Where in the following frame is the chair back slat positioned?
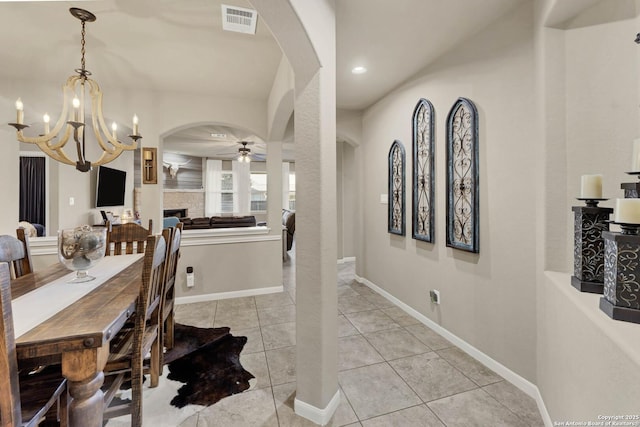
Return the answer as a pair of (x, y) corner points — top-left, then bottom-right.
(15, 229), (33, 279)
(106, 220), (153, 257)
(163, 223), (182, 305)
(0, 262), (23, 426)
(139, 235), (167, 331)
(0, 229), (34, 279)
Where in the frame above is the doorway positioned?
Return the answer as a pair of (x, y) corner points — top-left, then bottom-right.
(19, 153), (48, 236)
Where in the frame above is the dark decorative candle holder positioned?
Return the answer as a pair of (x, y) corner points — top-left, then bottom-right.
(571, 199), (612, 294)
(621, 172), (640, 198)
(599, 223), (640, 324)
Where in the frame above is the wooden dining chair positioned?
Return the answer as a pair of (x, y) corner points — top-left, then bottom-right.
(105, 220), (153, 256)
(159, 223), (183, 370)
(0, 262), (68, 427)
(102, 234), (167, 427)
(0, 228), (33, 279)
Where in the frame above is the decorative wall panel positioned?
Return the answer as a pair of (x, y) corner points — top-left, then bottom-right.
(388, 140), (406, 236)
(412, 98), (435, 242)
(446, 98), (479, 253)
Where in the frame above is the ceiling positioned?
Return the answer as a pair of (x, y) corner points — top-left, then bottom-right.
(0, 0), (527, 160)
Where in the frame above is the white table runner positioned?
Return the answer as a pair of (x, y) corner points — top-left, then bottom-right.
(13, 254), (144, 339)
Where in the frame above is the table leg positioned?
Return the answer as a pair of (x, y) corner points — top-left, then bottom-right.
(62, 346), (109, 427)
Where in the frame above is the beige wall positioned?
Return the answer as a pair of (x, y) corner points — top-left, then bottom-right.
(358, 3), (538, 382)
(175, 235), (282, 298)
(564, 13), (638, 244)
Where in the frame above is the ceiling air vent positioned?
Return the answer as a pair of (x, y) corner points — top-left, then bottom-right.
(221, 4), (257, 35)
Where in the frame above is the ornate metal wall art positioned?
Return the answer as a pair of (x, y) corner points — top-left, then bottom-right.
(446, 98), (479, 253)
(412, 99), (435, 242)
(571, 204), (613, 293)
(388, 140), (406, 236)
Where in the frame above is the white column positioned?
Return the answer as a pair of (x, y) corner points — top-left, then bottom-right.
(232, 160), (251, 215)
(267, 141), (284, 236)
(292, 0), (339, 422)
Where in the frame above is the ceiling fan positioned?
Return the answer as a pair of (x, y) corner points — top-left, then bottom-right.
(219, 141), (266, 162)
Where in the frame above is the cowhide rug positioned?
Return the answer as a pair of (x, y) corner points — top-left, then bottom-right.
(164, 323), (254, 408)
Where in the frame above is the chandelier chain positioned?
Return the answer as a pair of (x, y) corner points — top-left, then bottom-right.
(80, 20), (86, 73)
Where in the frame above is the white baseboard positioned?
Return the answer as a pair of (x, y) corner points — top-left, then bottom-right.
(175, 285), (284, 305)
(337, 256), (356, 265)
(354, 274), (552, 427)
(294, 389), (341, 426)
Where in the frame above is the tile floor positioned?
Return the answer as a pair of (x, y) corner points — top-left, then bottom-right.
(108, 249), (545, 426)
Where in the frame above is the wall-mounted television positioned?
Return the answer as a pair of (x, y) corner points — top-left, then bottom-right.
(96, 166), (126, 207)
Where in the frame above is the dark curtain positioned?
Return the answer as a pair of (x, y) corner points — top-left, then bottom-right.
(19, 156), (46, 228)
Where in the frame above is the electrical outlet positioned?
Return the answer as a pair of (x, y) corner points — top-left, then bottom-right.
(430, 289), (440, 305)
(186, 266), (195, 288)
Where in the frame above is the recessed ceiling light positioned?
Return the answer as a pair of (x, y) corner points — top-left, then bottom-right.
(351, 66), (367, 74)
(211, 133), (227, 138)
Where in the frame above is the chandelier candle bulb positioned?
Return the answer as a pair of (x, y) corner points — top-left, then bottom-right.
(132, 114), (139, 135)
(43, 113), (50, 134)
(111, 122), (117, 139)
(615, 198), (640, 224)
(72, 97), (80, 122)
(580, 174), (603, 199)
(15, 98), (23, 124)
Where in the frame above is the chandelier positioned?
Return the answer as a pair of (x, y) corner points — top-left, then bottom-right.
(8, 8), (141, 172)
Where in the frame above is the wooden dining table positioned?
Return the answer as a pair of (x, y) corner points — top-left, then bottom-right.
(11, 255), (144, 427)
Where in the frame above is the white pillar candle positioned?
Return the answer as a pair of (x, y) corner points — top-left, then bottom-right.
(580, 174), (602, 199)
(72, 97), (80, 122)
(15, 98), (23, 124)
(632, 139), (640, 172)
(132, 114), (139, 136)
(43, 113), (50, 134)
(615, 198), (640, 224)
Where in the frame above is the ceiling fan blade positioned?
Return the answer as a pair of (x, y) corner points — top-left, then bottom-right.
(251, 153), (266, 161)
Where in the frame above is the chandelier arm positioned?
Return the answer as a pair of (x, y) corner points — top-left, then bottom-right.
(86, 79), (138, 151)
(92, 149), (126, 166)
(48, 124), (73, 151)
(47, 148), (76, 165)
(88, 83), (116, 153)
(15, 124), (73, 154)
(15, 129), (75, 165)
